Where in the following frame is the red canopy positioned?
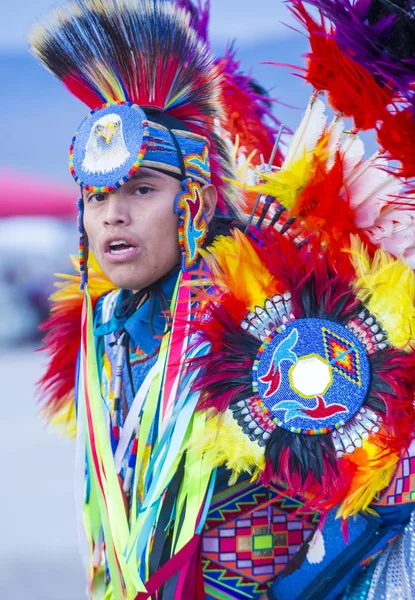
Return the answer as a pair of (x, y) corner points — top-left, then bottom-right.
(0, 168), (77, 218)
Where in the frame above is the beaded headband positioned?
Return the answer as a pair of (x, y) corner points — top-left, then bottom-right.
(70, 102), (211, 192)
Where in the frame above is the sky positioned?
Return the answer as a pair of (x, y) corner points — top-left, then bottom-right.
(1, 0), (298, 51)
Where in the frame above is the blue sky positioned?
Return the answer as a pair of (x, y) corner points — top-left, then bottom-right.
(1, 0), (298, 50)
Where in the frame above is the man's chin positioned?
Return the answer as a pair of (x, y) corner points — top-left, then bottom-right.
(103, 264), (161, 291)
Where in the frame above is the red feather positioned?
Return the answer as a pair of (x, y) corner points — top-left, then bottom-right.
(377, 109), (415, 179)
(38, 255), (116, 427)
(288, 2), (394, 131)
(217, 50), (284, 165)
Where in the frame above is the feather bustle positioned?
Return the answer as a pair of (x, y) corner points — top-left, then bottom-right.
(38, 253), (116, 434)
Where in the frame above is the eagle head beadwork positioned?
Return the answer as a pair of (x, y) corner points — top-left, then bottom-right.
(69, 102), (149, 192)
(82, 113), (130, 175)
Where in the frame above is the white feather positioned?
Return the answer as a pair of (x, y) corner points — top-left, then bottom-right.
(326, 116), (345, 170)
(372, 227), (415, 263)
(340, 134), (365, 179)
(352, 174), (403, 229)
(342, 154), (403, 228)
(283, 96), (327, 167)
(369, 209), (415, 256)
(307, 529), (325, 565)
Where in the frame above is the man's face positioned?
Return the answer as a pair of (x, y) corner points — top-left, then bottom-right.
(83, 168), (183, 290)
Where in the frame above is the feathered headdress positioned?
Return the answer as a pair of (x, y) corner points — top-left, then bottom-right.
(30, 0), (239, 213)
(232, 0), (415, 267)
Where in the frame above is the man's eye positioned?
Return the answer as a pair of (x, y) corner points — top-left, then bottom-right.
(88, 193), (106, 203)
(135, 186), (152, 195)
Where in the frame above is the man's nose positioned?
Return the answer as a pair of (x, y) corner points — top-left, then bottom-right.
(103, 194), (131, 226)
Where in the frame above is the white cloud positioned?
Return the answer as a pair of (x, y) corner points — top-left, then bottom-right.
(0, 0), (296, 51)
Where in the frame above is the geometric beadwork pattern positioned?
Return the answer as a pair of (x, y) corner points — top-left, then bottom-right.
(376, 439), (415, 506)
(203, 481), (319, 599)
(322, 327), (362, 386)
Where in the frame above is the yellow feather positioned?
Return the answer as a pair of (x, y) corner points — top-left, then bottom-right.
(202, 229), (276, 310)
(350, 237), (415, 350)
(225, 135), (333, 211)
(48, 400), (77, 439)
(51, 252), (116, 304)
(44, 252), (117, 437)
(187, 410), (265, 485)
(337, 437), (399, 519)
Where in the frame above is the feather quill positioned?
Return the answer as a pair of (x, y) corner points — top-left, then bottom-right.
(283, 96), (327, 167)
(344, 157), (403, 229)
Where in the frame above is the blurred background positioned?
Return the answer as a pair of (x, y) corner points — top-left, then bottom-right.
(0, 1), (309, 598)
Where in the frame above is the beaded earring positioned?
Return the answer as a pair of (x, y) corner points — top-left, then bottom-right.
(77, 197), (89, 289)
(174, 179), (208, 272)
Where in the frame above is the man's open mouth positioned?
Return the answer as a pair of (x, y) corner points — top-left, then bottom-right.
(108, 240), (137, 255)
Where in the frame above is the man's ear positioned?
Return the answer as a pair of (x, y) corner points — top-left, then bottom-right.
(202, 184), (218, 223)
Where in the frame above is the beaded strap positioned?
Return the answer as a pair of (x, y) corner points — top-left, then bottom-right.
(77, 197), (89, 289)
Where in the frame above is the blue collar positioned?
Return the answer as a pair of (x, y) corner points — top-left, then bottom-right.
(95, 270), (179, 356)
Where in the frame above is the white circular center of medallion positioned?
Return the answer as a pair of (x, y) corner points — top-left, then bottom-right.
(289, 355), (332, 398)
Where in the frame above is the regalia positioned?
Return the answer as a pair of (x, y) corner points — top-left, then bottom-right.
(33, 0), (415, 598)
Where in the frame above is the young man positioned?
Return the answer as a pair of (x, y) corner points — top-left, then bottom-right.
(34, 0), (415, 599)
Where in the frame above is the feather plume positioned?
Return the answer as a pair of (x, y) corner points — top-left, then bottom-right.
(289, 2), (393, 130)
(337, 437), (400, 519)
(201, 229), (278, 311)
(217, 47), (284, 167)
(344, 155), (404, 229)
(284, 97), (327, 167)
(377, 109), (415, 179)
(326, 116), (345, 170)
(38, 253), (116, 434)
(188, 409), (265, 485)
(303, 0), (415, 96)
(350, 236), (415, 350)
(293, 153), (359, 249)
(231, 132), (333, 212)
(29, 0), (237, 213)
(341, 134), (365, 179)
(175, 0), (210, 41)
(369, 202), (415, 266)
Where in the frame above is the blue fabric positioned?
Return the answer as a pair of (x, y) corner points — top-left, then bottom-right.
(269, 503), (415, 600)
(143, 122), (211, 184)
(94, 270), (179, 356)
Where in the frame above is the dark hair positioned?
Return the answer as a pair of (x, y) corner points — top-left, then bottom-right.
(204, 213), (244, 247)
